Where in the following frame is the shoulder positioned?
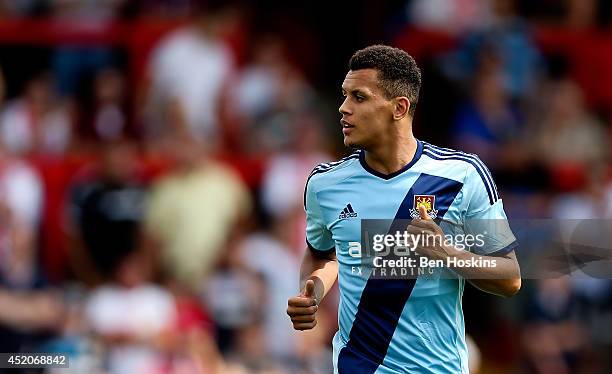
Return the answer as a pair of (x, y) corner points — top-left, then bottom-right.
(305, 151), (361, 191)
(420, 141), (499, 204)
(421, 142), (480, 169)
(155, 27), (196, 51)
(4, 160), (40, 184)
(421, 141), (491, 179)
(303, 151), (361, 208)
(205, 161), (245, 185)
(150, 28), (201, 67)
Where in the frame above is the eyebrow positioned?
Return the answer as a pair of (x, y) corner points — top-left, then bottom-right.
(342, 88), (369, 96)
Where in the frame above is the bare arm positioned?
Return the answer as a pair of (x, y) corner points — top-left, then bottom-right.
(440, 248), (520, 297)
(287, 247), (338, 330)
(299, 248), (339, 304)
(0, 289), (65, 330)
(408, 206), (521, 298)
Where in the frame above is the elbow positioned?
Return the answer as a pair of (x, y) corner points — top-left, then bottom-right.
(502, 277), (521, 297)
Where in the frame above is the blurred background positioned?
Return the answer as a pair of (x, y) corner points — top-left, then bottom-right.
(0, 0), (611, 373)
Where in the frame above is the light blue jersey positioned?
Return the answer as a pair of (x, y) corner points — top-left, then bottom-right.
(304, 140), (516, 374)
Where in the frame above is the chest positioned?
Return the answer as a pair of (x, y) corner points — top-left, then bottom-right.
(317, 173), (465, 245)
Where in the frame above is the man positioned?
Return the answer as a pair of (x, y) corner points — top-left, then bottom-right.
(142, 1), (237, 148)
(144, 131), (251, 287)
(67, 140), (146, 285)
(286, 45), (521, 374)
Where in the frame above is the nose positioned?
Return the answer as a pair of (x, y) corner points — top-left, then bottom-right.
(339, 97), (351, 116)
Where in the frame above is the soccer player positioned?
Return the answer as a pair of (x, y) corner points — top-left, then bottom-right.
(286, 45), (521, 373)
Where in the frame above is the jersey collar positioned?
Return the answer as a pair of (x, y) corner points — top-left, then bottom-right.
(359, 139), (423, 180)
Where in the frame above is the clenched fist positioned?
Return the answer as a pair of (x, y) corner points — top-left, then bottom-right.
(287, 279), (318, 330)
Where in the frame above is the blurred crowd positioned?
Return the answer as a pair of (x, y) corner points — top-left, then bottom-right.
(1, 0), (612, 373)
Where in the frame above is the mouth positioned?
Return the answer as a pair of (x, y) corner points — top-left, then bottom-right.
(341, 120), (354, 136)
(341, 120), (355, 132)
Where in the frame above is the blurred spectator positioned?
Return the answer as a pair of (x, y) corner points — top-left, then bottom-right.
(50, 0), (125, 97)
(261, 115), (330, 221)
(65, 140), (146, 285)
(84, 250), (180, 374)
(451, 48), (523, 167)
(289, 308), (334, 374)
(0, 289), (65, 355)
(522, 277), (588, 373)
(0, 72), (73, 156)
(188, 328), (251, 374)
(0, 142), (43, 289)
(52, 48), (117, 100)
(141, 2), (239, 148)
(88, 68), (129, 142)
(226, 35), (317, 153)
(0, 141), (64, 359)
(255, 109), (331, 257)
(201, 242), (266, 355)
(532, 79), (606, 168)
(40, 284), (108, 373)
(547, 161), (612, 346)
(227, 323), (289, 373)
(440, 0), (543, 99)
(144, 132), (251, 287)
(549, 164), (608, 220)
(407, 0), (493, 34)
(237, 231), (300, 359)
(202, 237), (291, 373)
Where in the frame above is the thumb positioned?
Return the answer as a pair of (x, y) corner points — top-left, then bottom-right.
(419, 205), (432, 220)
(302, 279), (316, 298)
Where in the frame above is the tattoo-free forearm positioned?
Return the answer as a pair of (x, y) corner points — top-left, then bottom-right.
(443, 248), (521, 297)
(299, 249), (339, 304)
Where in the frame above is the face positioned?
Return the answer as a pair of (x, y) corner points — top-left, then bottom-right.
(339, 69), (395, 149)
(101, 142), (136, 182)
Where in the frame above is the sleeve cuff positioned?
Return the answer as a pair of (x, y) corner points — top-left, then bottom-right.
(306, 239), (335, 255)
(487, 240), (518, 257)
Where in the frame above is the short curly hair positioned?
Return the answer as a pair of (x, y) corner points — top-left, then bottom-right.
(349, 45), (422, 117)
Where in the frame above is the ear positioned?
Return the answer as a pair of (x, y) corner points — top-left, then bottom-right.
(392, 97), (410, 121)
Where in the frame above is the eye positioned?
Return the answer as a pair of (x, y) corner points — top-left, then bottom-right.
(354, 94), (365, 103)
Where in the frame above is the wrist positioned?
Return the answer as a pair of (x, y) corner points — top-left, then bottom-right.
(441, 243), (463, 259)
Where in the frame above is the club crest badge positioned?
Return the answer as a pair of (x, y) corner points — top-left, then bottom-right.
(409, 195), (438, 219)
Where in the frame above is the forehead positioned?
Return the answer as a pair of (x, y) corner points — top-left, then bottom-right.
(341, 69), (380, 92)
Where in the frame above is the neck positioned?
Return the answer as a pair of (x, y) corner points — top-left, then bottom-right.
(364, 133), (418, 175)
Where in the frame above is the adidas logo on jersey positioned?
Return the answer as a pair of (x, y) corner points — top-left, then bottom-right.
(339, 203), (358, 219)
